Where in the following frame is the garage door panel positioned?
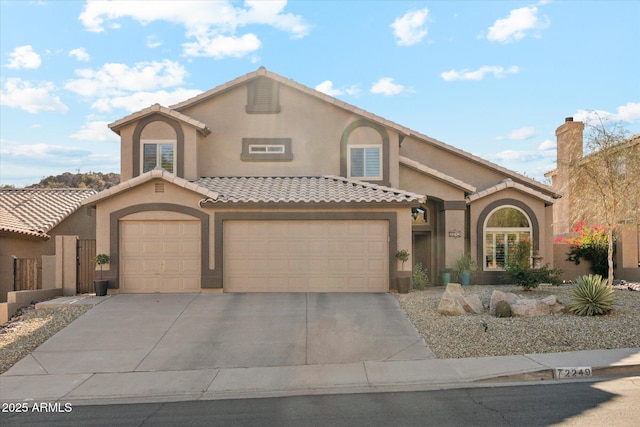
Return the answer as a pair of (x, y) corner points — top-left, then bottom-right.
(120, 219), (201, 293)
(224, 220), (388, 292)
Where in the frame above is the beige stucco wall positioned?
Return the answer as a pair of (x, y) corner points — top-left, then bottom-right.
(399, 166), (465, 201)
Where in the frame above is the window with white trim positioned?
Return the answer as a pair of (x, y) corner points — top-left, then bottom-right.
(483, 206), (531, 270)
(142, 140), (176, 173)
(248, 144), (285, 154)
(348, 145), (382, 180)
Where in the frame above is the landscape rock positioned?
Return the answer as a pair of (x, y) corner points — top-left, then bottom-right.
(510, 299), (551, 317)
(495, 300), (512, 318)
(490, 290), (519, 316)
(437, 283), (484, 315)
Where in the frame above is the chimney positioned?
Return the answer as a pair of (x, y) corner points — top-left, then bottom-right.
(554, 117), (585, 236)
(556, 117), (584, 166)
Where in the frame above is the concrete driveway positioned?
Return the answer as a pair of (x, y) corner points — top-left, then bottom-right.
(9, 293), (433, 376)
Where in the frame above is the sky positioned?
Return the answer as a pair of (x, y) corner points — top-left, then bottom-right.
(1, 0), (639, 187)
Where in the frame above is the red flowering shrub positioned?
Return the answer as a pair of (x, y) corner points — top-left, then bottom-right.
(557, 221), (611, 277)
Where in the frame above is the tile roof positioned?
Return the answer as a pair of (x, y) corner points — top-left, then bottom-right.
(0, 188), (97, 239)
(108, 103), (211, 135)
(466, 179), (557, 206)
(196, 176), (426, 205)
(82, 169), (219, 206)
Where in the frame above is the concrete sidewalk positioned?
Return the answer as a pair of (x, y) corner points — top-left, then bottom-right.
(1, 295), (638, 406)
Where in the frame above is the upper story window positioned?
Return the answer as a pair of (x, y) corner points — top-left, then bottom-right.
(246, 77), (280, 114)
(142, 140), (176, 173)
(348, 145), (382, 180)
(241, 138), (293, 162)
(483, 206), (531, 271)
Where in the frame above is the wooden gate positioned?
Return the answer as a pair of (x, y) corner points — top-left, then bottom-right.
(77, 239), (96, 293)
(14, 258), (39, 291)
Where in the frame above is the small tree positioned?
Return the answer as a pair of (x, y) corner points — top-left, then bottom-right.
(95, 253), (110, 280)
(395, 249), (409, 269)
(567, 117), (640, 285)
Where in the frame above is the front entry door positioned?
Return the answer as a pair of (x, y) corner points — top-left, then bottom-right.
(413, 231), (432, 283)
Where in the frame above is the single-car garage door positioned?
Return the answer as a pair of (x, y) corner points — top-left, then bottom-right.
(120, 219), (201, 293)
(223, 220), (389, 292)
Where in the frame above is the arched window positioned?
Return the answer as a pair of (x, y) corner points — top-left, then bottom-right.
(483, 206), (532, 270)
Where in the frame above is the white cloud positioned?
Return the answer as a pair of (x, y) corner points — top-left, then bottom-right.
(5, 45), (42, 69)
(440, 65), (520, 81)
(391, 8), (429, 46)
(315, 80), (360, 97)
(146, 35), (162, 48)
(70, 120), (119, 141)
(538, 139), (556, 151)
(78, 0), (309, 59)
(91, 88), (203, 112)
(574, 102), (640, 124)
(65, 60), (188, 97)
(497, 126), (535, 140)
(486, 6), (550, 44)
(370, 77), (408, 96)
(182, 33), (261, 59)
(0, 78), (68, 113)
(69, 48), (90, 62)
(1, 143), (91, 161)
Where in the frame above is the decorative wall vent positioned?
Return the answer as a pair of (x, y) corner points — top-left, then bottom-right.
(154, 182), (165, 193)
(246, 77), (280, 114)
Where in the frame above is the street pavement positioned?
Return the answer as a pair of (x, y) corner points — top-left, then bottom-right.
(1, 293), (638, 406)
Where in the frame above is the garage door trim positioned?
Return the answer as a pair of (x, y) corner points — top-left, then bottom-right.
(109, 203), (214, 289)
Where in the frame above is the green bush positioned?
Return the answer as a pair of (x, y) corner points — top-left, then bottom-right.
(412, 262), (429, 290)
(504, 264), (562, 290)
(504, 240), (562, 290)
(560, 222), (612, 278)
(567, 274), (614, 316)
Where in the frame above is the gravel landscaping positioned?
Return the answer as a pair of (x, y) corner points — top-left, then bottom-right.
(396, 284), (640, 359)
(0, 304), (90, 374)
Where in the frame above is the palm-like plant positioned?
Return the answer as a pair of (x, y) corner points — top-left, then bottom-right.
(567, 274), (615, 316)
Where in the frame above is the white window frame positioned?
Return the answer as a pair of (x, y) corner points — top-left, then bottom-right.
(141, 140), (176, 174)
(248, 144), (285, 154)
(347, 144), (382, 180)
(483, 205), (532, 271)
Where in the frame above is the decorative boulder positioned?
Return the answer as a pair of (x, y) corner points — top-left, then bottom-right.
(437, 283), (484, 316)
(490, 291), (519, 316)
(541, 295), (566, 314)
(495, 300), (512, 318)
(510, 299), (551, 317)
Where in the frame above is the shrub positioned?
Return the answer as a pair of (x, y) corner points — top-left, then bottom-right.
(504, 240), (562, 290)
(412, 262), (429, 290)
(567, 274), (614, 316)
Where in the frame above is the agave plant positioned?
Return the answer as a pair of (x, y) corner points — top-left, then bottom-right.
(566, 274), (615, 316)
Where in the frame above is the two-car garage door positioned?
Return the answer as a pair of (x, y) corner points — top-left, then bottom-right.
(223, 220), (389, 292)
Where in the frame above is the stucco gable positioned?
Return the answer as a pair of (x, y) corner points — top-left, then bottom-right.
(108, 103), (211, 136)
(399, 156), (476, 193)
(466, 179), (556, 206)
(82, 169), (219, 206)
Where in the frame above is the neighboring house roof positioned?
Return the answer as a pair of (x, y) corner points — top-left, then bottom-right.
(82, 169), (220, 206)
(168, 66), (557, 198)
(196, 176), (426, 205)
(108, 103), (211, 135)
(0, 188), (97, 239)
(399, 156), (477, 193)
(466, 179), (556, 206)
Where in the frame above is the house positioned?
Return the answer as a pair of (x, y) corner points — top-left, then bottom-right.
(83, 67), (560, 293)
(0, 188), (97, 301)
(547, 118), (640, 281)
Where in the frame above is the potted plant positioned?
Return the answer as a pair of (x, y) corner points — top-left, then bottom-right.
(455, 253), (478, 286)
(395, 249), (411, 293)
(441, 266), (453, 286)
(94, 253), (110, 296)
